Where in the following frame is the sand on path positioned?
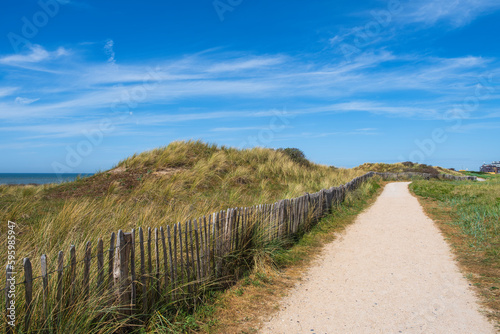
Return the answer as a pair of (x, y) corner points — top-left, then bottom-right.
(261, 182), (496, 334)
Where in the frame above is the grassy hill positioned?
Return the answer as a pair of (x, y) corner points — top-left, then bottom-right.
(354, 161), (463, 176)
(1, 141), (367, 266)
(1, 141), (473, 332)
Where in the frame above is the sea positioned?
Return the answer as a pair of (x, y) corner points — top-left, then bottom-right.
(0, 173), (93, 185)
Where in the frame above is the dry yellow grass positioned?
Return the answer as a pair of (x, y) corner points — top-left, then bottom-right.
(0, 141), (365, 281)
(355, 161), (463, 176)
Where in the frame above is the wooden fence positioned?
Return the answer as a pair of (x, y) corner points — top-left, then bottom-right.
(374, 172), (477, 181)
(2, 171), (475, 332)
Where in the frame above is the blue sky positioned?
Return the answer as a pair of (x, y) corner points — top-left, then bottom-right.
(1, 0), (499, 173)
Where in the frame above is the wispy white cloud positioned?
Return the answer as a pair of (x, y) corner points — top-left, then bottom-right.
(15, 97), (40, 105)
(328, 0), (500, 62)
(0, 45), (69, 65)
(104, 39), (116, 64)
(210, 125), (293, 132)
(0, 43), (498, 129)
(0, 87), (18, 98)
(206, 56), (286, 73)
(276, 128), (380, 140)
(401, 0), (500, 27)
(327, 101), (439, 118)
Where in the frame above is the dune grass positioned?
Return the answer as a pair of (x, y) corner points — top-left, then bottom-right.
(410, 176), (500, 325)
(0, 140), (369, 333)
(141, 179), (383, 333)
(0, 141), (365, 262)
(355, 161), (462, 176)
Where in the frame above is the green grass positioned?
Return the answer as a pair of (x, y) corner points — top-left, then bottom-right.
(462, 171), (499, 179)
(355, 161), (462, 176)
(0, 140), (372, 333)
(188, 179), (383, 334)
(410, 178), (500, 251)
(0, 141), (367, 270)
(410, 176), (500, 324)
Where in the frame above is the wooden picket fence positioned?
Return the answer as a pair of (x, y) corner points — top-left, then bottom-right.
(2, 171), (476, 332)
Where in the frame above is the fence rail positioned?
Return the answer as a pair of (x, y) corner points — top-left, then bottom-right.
(2, 171), (475, 331)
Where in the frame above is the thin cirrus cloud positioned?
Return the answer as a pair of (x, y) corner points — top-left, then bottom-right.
(0, 44), (69, 65)
(329, 0), (500, 50)
(0, 44), (498, 128)
(104, 39), (116, 64)
(0, 87), (18, 98)
(15, 97), (40, 105)
(400, 0), (500, 27)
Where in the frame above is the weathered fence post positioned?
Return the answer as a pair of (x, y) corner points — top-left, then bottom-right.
(56, 250), (64, 322)
(130, 229), (136, 311)
(113, 230), (132, 315)
(69, 245), (76, 307)
(154, 228), (160, 301)
(24, 258), (33, 332)
(160, 227), (169, 299)
(108, 233), (116, 291)
(41, 254), (49, 327)
(147, 228), (153, 305)
(97, 239), (104, 292)
(83, 241), (91, 300)
(138, 227), (147, 313)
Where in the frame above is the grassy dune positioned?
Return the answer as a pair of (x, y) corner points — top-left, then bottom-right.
(1, 140), (468, 332)
(355, 161), (462, 176)
(0, 141), (377, 333)
(0, 141), (366, 283)
(410, 176), (500, 325)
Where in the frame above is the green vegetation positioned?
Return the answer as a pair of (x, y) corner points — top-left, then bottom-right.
(276, 148), (311, 167)
(355, 161), (462, 176)
(462, 171), (498, 179)
(410, 176), (500, 324)
(0, 140), (371, 333)
(0, 141), (366, 262)
(176, 179), (382, 333)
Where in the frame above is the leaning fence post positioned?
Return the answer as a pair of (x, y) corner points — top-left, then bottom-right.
(24, 258), (33, 332)
(154, 228), (160, 301)
(69, 245), (76, 307)
(147, 227), (153, 306)
(108, 233), (116, 292)
(56, 251), (64, 321)
(166, 225), (175, 300)
(83, 241), (91, 300)
(130, 229), (136, 311)
(194, 220), (202, 283)
(160, 227), (169, 298)
(113, 230), (132, 314)
(139, 227), (147, 313)
(97, 239), (104, 291)
(41, 254), (49, 327)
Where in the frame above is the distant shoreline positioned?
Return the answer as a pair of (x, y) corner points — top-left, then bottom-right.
(3, 183), (41, 186)
(0, 173), (93, 186)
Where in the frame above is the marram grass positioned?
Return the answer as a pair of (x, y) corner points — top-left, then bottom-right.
(0, 141), (370, 333)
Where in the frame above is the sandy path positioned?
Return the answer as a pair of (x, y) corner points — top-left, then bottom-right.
(261, 182), (496, 334)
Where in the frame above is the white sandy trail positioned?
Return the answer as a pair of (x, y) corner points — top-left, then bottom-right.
(261, 182), (496, 334)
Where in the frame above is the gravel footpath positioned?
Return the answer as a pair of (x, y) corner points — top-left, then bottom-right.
(260, 182), (496, 334)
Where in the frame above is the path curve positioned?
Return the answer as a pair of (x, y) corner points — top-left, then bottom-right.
(261, 182), (496, 334)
